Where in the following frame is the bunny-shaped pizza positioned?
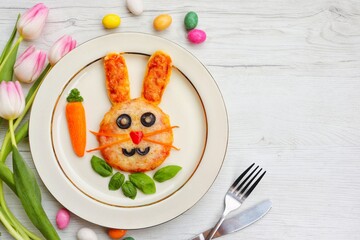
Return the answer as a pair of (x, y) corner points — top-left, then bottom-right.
(89, 51), (178, 172)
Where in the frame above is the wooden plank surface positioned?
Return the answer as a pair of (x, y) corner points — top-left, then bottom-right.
(1, 0), (360, 239)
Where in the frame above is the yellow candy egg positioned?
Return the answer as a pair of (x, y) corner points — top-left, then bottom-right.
(153, 14), (172, 31)
(102, 14), (121, 29)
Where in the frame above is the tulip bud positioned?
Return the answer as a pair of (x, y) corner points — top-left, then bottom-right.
(17, 3), (49, 40)
(14, 46), (47, 84)
(0, 81), (25, 120)
(48, 35), (77, 65)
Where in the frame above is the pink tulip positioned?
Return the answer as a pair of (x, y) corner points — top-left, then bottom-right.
(48, 35), (77, 65)
(0, 81), (25, 120)
(17, 3), (49, 40)
(14, 46), (47, 84)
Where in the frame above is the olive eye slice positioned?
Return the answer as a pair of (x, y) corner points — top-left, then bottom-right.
(122, 148), (136, 157)
(136, 147), (150, 156)
(116, 114), (131, 129)
(141, 112), (156, 127)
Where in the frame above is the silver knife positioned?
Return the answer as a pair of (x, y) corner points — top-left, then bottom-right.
(190, 199), (272, 240)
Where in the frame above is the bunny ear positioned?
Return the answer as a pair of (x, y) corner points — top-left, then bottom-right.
(142, 51), (172, 105)
(104, 53), (130, 104)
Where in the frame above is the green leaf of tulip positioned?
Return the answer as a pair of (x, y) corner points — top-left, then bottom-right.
(13, 147), (60, 239)
(0, 14), (19, 64)
(0, 43), (19, 81)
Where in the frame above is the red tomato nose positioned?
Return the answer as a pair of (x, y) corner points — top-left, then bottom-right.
(130, 131), (144, 144)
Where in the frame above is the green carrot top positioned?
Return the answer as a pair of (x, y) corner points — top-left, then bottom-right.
(66, 88), (83, 102)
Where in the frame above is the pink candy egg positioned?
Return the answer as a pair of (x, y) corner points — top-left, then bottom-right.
(56, 208), (70, 230)
(188, 29), (206, 44)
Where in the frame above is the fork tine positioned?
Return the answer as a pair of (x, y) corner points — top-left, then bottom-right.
(242, 170), (266, 199)
(232, 165), (259, 194)
(237, 168), (262, 195)
(229, 163), (255, 193)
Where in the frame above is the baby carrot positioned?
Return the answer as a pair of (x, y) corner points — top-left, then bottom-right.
(108, 229), (127, 239)
(66, 88), (86, 157)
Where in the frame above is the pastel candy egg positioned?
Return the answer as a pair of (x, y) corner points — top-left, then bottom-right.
(126, 0), (144, 15)
(102, 14), (121, 29)
(188, 29), (207, 44)
(77, 228), (98, 240)
(184, 11), (198, 30)
(56, 208), (70, 230)
(153, 14), (172, 31)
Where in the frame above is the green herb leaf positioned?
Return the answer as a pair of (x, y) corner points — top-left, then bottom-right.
(129, 173), (156, 194)
(122, 181), (137, 199)
(153, 165), (182, 183)
(91, 156), (112, 177)
(66, 88), (84, 102)
(13, 147), (60, 239)
(108, 172), (125, 191)
(123, 237), (135, 240)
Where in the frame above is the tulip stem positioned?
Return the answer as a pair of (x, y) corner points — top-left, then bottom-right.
(0, 208), (23, 240)
(0, 182), (30, 240)
(9, 120), (16, 148)
(0, 36), (23, 75)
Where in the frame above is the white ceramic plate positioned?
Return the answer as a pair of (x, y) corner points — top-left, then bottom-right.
(29, 33), (228, 229)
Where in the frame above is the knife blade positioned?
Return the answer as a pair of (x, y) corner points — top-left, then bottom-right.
(189, 199), (272, 240)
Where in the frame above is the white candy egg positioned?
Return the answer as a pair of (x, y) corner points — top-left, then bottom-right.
(77, 228), (98, 240)
(126, 0), (144, 16)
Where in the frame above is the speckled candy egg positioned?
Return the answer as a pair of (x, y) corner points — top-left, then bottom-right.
(184, 11), (198, 30)
(188, 29), (207, 44)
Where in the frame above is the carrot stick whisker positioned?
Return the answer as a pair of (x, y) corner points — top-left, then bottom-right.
(90, 130), (128, 138)
(87, 137), (130, 152)
(144, 126), (179, 138)
(142, 137), (180, 150)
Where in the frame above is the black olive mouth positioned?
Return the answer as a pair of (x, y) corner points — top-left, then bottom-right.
(122, 147), (150, 157)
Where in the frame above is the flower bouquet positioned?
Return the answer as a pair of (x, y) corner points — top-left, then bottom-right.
(0, 3), (76, 239)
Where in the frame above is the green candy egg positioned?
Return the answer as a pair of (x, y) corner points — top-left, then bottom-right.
(184, 11), (198, 30)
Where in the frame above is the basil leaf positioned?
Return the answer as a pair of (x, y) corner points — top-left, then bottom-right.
(122, 181), (137, 199)
(153, 165), (182, 183)
(108, 172), (125, 190)
(91, 156), (112, 177)
(129, 173), (156, 194)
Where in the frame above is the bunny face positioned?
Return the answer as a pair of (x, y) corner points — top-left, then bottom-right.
(95, 51), (176, 172)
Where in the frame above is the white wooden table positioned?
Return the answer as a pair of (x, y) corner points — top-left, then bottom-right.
(1, 0), (360, 239)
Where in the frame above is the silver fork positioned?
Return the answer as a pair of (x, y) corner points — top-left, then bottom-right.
(205, 163), (266, 240)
